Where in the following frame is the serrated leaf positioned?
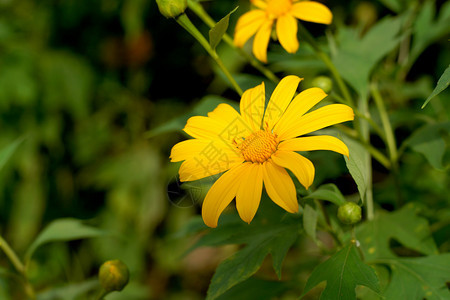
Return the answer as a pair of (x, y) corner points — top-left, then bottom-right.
(411, 1), (450, 66)
(381, 254), (450, 300)
(356, 204), (438, 261)
(404, 122), (450, 169)
(145, 95), (239, 138)
(216, 277), (288, 300)
(206, 221), (298, 300)
(303, 204), (318, 242)
(302, 243), (381, 300)
(422, 64), (450, 108)
(25, 218), (105, 263)
(0, 137), (24, 172)
(333, 16), (405, 96)
(209, 7), (238, 51)
(305, 183), (346, 206)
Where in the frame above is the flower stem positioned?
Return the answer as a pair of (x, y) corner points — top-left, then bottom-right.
(370, 83), (398, 165)
(176, 13), (244, 95)
(187, 0), (280, 83)
(297, 23), (354, 107)
(0, 235), (36, 299)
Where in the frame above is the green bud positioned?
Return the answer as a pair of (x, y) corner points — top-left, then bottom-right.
(156, 0), (187, 19)
(311, 76), (333, 93)
(99, 260), (129, 292)
(337, 202), (362, 225)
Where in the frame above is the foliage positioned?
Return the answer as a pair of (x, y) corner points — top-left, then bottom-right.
(0, 0), (448, 299)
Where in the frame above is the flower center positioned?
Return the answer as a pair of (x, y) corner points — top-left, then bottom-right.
(266, 0), (292, 18)
(239, 130), (278, 163)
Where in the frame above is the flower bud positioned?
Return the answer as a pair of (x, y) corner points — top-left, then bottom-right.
(337, 202), (362, 225)
(156, 0), (187, 19)
(311, 76), (333, 93)
(99, 260), (129, 292)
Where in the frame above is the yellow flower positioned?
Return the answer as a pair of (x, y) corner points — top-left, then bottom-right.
(234, 0), (332, 62)
(170, 76), (353, 227)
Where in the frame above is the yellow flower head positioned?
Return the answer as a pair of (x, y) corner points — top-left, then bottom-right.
(170, 76), (353, 227)
(234, 0), (332, 62)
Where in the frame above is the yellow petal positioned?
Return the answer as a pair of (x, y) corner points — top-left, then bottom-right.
(185, 105), (251, 142)
(253, 20), (273, 63)
(170, 139), (211, 162)
(291, 1), (333, 24)
(236, 163), (263, 224)
(240, 82), (266, 131)
(276, 14), (299, 54)
(274, 87), (327, 135)
(208, 103), (252, 138)
(234, 10), (267, 48)
(279, 135), (349, 157)
(262, 160), (298, 213)
(251, 0), (267, 9)
(277, 104), (354, 141)
(263, 75), (302, 130)
(202, 162), (250, 227)
(178, 141), (244, 181)
(271, 150), (315, 189)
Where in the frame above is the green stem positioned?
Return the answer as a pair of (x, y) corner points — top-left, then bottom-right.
(370, 83), (398, 164)
(176, 13), (243, 95)
(96, 289), (110, 300)
(187, 0), (279, 83)
(297, 23), (354, 107)
(331, 93), (386, 141)
(0, 235), (24, 274)
(0, 235), (36, 299)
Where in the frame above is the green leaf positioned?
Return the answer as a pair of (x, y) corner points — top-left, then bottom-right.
(333, 16), (404, 96)
(381, 254), (450, 300)
(206, 221), (298, 300)
(422, 64), (450, 108)
(356, 204), (438, 261)
(303, 204), (318, 242)
(36, 279), (98, 300)
(145, 95), (239, 138)
(411, 1), (450, 66)
(209, 7), (238, 51)
(404, 122), (450, 169)
(305, 183), (346, 206)
(301, 243), (381, 300)
(216, 277), (288, 300)
(25, 218), (105, 263)
(342, 137), (369, 202)
(0, 137), (24, 172)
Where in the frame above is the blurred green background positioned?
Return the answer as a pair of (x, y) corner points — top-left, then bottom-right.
(0, 0), (448, 299)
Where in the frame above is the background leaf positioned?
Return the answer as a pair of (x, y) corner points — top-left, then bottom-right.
(206, 220), (299, 299)
(301, 243), (380, 300)
(422, 64), (450, 108)
(381, 254), (450, 300)
(303, 204), (318, 242)
(342, 137), (369, 202)
(403, 122), (450, 170)
(333, 16), (404, 96)
(305, 183), (347, 206)
(0, 137), (24, 172)
(209, 7), (238, 51)
(356, 204), (438, 261)
(25, 218), (105, 263)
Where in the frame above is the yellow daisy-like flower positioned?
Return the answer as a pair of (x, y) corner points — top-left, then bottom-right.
(234, 0), (332, 62)
(170, 76), (353, 227)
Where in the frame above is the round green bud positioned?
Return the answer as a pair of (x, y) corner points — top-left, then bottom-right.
(99, 260), (129, 292)
(311, 76), (333, 93)
(337, 202), (362, 225)
(156, 0), (187, 19)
